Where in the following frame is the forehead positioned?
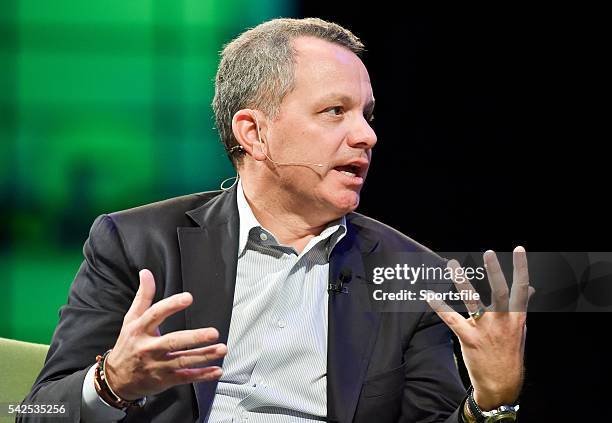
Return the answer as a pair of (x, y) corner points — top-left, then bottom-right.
(289, 36), (373, 105)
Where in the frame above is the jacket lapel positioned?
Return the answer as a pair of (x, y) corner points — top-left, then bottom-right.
(178, 186), (239, 422)
(178, 188), (381, 423)
(327, 217), (381, 423)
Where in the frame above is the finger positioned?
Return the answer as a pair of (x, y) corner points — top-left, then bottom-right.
(447, 259), (485, 314)
(519, 323), (527, 357)
(425, 292), (469, 338)
(483, 250), (510, 312)
(124, 269), (157, 323)
(509, 246), (530, 312)
(141, 291), (193, 334)
(164, 344), (227, 371)
(166, 343), (226, 358)
(173, 366), (223, 383)
(155, 328), (220, 353)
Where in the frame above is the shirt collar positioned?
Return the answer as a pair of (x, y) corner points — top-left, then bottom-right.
(236, 180), (346, 257)
(237, 180), (263, 255)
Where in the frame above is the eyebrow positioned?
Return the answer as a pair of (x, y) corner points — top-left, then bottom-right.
(317, 93), (375, 114)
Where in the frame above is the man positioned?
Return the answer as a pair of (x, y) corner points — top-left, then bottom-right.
(21, 18), (531, 422)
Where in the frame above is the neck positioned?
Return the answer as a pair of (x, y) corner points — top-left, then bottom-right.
(240, 178), (335, 254)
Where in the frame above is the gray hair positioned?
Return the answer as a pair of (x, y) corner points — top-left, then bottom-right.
(212, 17), (365, 168)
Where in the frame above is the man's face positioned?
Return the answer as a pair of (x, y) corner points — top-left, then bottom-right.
(262, 36), (377, 219)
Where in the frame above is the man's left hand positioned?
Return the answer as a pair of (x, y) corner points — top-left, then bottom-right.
(426, 246), (535, 410)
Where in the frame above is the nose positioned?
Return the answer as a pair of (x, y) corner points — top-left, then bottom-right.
(347, 115), (377, 149)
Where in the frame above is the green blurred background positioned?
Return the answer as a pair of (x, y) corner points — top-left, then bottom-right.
(0, 0), (295, 344)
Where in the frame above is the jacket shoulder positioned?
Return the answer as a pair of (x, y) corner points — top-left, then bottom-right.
(347, 212), (437, 255)
(107, 190), (223, 230)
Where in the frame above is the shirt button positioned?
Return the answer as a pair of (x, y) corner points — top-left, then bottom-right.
(259, 232), (268, 241)
(277, 320), (286, 328)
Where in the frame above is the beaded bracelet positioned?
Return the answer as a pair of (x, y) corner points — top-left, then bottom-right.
(94, 349), (146, 410)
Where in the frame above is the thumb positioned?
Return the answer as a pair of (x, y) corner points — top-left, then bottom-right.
(124, 269), (156, 323)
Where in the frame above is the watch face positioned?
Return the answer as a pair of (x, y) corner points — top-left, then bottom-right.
(482, 410), (518, 422)
(469, 393), (519, 423)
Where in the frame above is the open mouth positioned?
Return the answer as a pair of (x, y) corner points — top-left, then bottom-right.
(334, 164), (361, 177)
(331, 159), (368, 186)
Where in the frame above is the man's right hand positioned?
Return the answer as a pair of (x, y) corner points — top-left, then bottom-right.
(104, 269), (227, 401)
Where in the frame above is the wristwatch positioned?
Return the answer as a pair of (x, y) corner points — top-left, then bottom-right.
(463, 387), (519, 423)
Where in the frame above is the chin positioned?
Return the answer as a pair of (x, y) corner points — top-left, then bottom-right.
(333, 191), (360, 214)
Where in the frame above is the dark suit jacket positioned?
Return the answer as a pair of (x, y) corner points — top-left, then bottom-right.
(21, 185), (467, 422)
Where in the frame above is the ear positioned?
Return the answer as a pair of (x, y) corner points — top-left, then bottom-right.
(232, 109), (267, 162)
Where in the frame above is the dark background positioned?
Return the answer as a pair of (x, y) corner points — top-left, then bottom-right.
(2, 2), (608, 419)
(298, 3), (609, 420)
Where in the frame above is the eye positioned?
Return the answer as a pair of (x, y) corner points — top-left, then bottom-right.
(366, 114), (375, 124)
(324, 106), (345, 116)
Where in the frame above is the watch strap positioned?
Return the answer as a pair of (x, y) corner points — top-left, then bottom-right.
(466, 386), (519, 423)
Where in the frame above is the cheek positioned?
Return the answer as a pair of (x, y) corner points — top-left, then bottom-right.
(281, 130), (328, 160)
